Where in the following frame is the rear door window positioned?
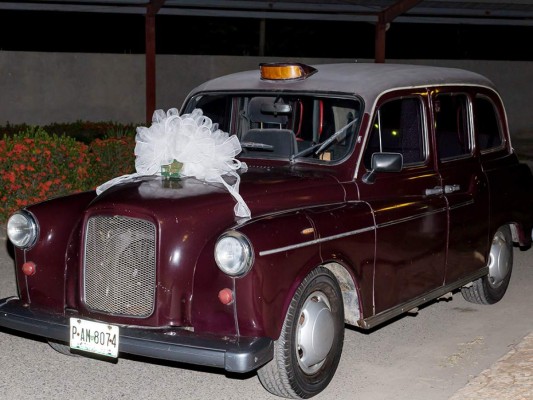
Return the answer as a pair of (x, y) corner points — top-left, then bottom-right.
(434, 93), (472, 161)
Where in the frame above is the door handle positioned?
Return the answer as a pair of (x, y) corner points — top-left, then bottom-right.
(445, 184), (460, 194)
(425, 186), (444, 196)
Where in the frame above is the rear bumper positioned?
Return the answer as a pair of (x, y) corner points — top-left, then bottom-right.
(0, 297), (273, 373)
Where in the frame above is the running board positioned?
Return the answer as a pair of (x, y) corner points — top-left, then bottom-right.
(357, 267), (489, 330)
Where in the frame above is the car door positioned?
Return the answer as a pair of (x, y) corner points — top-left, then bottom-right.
(358, 92), (448, 314)
(431, 89), (490, 283)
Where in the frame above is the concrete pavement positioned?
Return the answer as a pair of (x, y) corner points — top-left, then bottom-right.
(448, 332), (533, 400)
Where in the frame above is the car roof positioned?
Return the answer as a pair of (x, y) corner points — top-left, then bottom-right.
(187, 63), (496, 103)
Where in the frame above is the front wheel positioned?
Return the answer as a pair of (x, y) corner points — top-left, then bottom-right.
(258, 267), (344, 399)
(461, 225), (513, 304)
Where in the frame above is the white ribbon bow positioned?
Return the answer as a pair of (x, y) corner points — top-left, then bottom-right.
(96, 108), (251, 218)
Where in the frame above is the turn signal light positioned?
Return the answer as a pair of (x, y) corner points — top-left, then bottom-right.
(22, 261), (37, 276)
(260, 63), (317, 81)
(218, 288), (234, 305)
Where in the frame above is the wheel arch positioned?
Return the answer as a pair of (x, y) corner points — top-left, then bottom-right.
(509, 221), (533, 248)
(322, 261), (361, 326)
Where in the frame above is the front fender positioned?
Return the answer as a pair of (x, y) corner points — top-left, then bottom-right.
(12, 191), (97, 311)
(234, 201), (376, 339)
(234, 210), (320, 338)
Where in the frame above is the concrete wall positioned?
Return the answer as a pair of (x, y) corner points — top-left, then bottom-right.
(1, 51), (532, 137)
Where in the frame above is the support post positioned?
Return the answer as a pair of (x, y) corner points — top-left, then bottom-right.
(375, 16), (387, 64)
(374, 0), (424, 63)
(145, 0), (166, 124)
(259, 18), (266, 57)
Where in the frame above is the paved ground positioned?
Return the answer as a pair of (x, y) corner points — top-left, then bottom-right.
(449, 332), (533, 400)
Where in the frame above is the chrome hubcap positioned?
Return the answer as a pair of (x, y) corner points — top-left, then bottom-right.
(487, 230), (511, 288)
(296, 291), (335, 374)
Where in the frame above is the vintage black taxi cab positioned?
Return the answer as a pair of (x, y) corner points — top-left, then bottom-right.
(2, 62), (533, 399)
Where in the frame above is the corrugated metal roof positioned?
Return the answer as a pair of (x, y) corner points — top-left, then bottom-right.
(1, 0), (532, 25)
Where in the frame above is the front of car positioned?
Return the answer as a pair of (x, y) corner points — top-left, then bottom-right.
(1, 63), (365, 374)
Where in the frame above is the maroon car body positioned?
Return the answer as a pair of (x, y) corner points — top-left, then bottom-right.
(2, 63), (532, 399)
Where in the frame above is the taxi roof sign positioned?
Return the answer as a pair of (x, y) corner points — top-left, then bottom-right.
(260, 63), (317, 81)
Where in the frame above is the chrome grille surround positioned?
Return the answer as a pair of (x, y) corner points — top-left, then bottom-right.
(84, 215), (156, 317)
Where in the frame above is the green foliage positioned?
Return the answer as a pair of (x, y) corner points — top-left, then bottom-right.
(0, 122), (33, 137)
(0, 120), (137, 144)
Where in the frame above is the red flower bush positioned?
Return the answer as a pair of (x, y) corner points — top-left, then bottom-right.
(0, 128), (136, 223)
(87, 137), (136, 188)
(0, 129), (90, 221)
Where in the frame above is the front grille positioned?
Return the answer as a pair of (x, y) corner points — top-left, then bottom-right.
(84, 215), (156, 317)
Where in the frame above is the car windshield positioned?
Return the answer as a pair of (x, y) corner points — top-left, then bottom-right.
(183, 93), (361, 163)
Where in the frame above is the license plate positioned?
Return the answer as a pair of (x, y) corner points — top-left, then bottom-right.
(70, 318), (119, 358)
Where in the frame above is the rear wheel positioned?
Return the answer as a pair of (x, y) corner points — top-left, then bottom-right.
(258, 267), (344, 399)
(461, 226), (513, 304)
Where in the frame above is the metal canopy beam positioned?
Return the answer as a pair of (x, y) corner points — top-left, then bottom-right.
(1, 1), (533, 25)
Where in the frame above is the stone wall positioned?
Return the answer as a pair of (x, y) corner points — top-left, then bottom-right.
(1, 52), (531, 137)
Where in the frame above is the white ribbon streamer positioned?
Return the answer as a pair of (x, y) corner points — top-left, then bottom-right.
(96, 108), (251, 218)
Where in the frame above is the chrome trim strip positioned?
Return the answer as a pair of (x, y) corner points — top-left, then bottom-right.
(356, 267), (489, 330)
(259, 207), (448, 256)
(376, 207), (447, 229)
(449, 199), (475, 210)
(259, 226), (376, 256)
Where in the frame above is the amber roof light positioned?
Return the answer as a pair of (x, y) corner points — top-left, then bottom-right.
(260, 63), (317, 81)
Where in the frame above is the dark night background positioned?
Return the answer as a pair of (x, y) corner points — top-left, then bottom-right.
(1, 10), (532, 60)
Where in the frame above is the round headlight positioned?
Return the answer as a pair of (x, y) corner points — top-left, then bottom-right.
(214, 231), (254, 277)
(7, 211), (39, 249)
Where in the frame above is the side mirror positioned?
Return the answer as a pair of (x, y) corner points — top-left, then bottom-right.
(362, 152), (403, 184)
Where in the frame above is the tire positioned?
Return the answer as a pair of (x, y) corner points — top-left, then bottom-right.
(461, 225), (513, 305)
(48, 340), (80, 357)
(257, 267), (344, 399)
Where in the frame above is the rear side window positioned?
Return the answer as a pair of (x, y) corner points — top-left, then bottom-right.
(364, 97), (426, 169)
(474, 96), (504, 151)
(434, 93), (471, 160)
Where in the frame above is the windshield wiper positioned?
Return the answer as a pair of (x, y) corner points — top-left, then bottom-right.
(290, 118), (358, 162)
(290, 142), (322, 161)
(315, 118), (358, 155)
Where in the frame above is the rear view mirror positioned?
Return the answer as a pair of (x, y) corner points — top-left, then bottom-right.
(260, 103), (292, 115)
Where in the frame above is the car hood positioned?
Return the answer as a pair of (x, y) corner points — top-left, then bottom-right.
(88, 165), (346, 224)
